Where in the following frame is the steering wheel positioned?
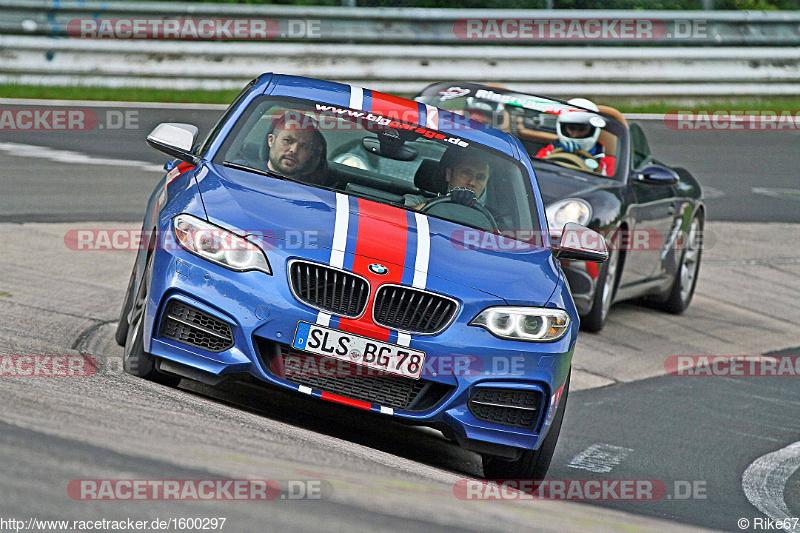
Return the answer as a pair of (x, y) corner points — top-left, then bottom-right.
(542, 149), (596, 172)
(421, 195), (499, 232)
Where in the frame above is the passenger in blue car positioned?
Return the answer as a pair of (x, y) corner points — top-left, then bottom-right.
(266, 112), (328, 184)
(404, 148), (490, 209)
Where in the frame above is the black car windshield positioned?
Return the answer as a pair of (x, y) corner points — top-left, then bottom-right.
(416, 84), (628, 181)
(213, 96), (542, 242)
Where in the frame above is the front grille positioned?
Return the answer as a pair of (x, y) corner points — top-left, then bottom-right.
(468, 388), (544, 430)
(373, 285), (457, 334)
(160, 301), (234, 353)
(256, 339), (453, 412)
(289, 261), (369, 318)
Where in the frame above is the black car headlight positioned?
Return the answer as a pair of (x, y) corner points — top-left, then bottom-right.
(172, 214), (271, 275)
(470, 307), (570, 342)
(546, 199), (592, 233)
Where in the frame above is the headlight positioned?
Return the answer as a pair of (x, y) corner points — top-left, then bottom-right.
(470, 307), (570, 342)
(546, 199), (592, 232)
(172, 214), (271, 275)
(334, 153), (369, 170)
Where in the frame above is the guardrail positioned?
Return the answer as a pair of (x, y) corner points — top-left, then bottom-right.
(1, 1), (799, 96)
(3, 1), (800, 45)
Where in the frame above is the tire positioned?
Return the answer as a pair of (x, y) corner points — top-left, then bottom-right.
(123, 252), (181, 387)
(658, 214), (703, 314)
(482, 372), (570, 480)
(114, 266), (136, 346)
(580, 230), (621, 333)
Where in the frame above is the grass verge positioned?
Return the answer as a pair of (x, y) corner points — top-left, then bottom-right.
(2, 84), (800, 113)
(0, 85), (241, 105)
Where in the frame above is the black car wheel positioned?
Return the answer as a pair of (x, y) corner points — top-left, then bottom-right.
(123, 252), (181, 387)
(482, 372), (569, 481)
(659, 214), (703, 314)
(114, 265), (136, 346)
(580, 231), (620, 332)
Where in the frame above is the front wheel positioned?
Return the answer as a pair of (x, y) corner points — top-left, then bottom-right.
(580, 231), (620, 332)
(658, 214), (703, 314)
(115, 266), (136, 346)
(482, 372), (570, 480)
(123, 253), (180, 387)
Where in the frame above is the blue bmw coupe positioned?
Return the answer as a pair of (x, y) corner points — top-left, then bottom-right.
(116, 73), (607, 479)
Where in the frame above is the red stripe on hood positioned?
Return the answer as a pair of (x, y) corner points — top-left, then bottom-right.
(369, 91), (420, 124)
(338, 199), (408, 341)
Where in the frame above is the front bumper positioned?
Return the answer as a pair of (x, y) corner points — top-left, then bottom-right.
(143, 241), (575, 454)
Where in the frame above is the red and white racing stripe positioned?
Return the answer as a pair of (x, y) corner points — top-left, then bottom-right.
(301, 190), (431, 414)
(337, 199), (408, 341)
(300, 85), (440, 414)
(295, 381), (394, 414)
(347, 84), (439, 130)
(316, 192), (350, 327)
(397, 212), (430, 347)
(424, 105), (439, 130)
(348, 86), (364, 112)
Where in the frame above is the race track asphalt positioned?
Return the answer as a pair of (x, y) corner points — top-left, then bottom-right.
(1, 99), (799, 532)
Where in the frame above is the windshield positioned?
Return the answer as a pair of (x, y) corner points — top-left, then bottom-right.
(416, 84), (627, 180)
(213, 96), (542, 241)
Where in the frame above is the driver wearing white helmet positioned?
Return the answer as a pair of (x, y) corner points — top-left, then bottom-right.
(536, 98), (616, 176)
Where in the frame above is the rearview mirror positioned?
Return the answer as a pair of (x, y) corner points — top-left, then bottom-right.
(362, 135), (418, 162)
(553, 222), (609, 263)
(634, 164), (679, 185)
(146, 123), (199, 164)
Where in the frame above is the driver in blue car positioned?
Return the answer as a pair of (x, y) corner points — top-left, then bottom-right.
(265, 111), (328, 184)
(404, 148), (490, 209)
(536, 98), (616, 176)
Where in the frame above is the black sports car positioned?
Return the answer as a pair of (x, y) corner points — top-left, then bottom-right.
(415, 83), (704, 331)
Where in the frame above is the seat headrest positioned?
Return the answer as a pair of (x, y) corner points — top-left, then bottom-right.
(258, 122), (275, 163)
(414, 158), (447, 194)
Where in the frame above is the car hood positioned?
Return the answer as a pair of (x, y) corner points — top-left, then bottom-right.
(533, 163), (613, 205)
(195, 163), (559, 306)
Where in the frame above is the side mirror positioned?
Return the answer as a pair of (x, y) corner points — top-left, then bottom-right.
(553, 222), (608, 263)
(634, 164), (679, 185)
(146, 123), (199, 164)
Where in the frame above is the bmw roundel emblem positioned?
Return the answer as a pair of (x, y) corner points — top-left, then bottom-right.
(368, 263), (388, 275)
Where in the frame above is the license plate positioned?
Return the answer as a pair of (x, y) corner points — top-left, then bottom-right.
(291, 321), (426, 379)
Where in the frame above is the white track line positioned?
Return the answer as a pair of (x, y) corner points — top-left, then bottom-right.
(743, 441), (800, 533)
(567, 443), (634, 473)
(752, 187), (800, 200)
(0, 142), (163, 172)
